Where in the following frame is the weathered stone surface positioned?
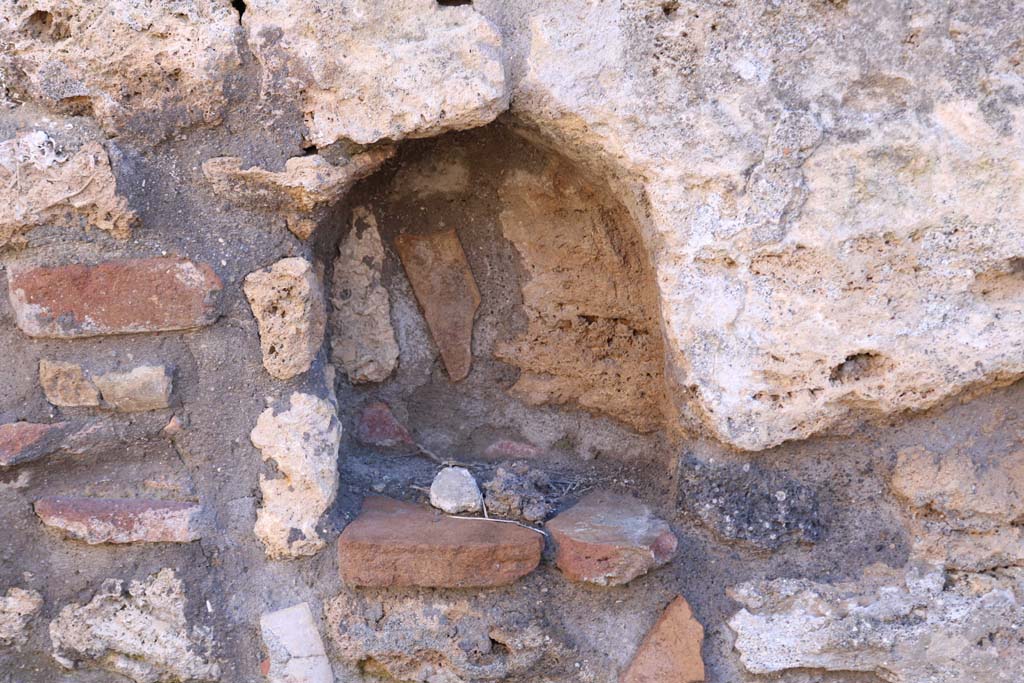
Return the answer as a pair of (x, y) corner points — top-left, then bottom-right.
(202, 149), (393, 239)
(495, 162), (666, 432)
(728, 564), (1024, 683)
(480, 2), (1024, 450)
(250, 392), (341, 558)
(243, 257), (326, 381)
(484, 439), (544, 460)
(260, 603), (332, 683)
(430, 466), (482, 514)
(0, 421), (70, 467)
(326, 589), (548, 682)
(0, 130), (135, 249)
(621, 596), (704, 683)
(354, 401), (414, 451)
(93, 365), (172, 412)
(482, 461), (552, 523)
(330, 207), (399, 383)
(0, 2), (239, 139)
(49, 568), (220, 682)
(0, 587), (43, 648)
(35, 496), (202, 544)
(242, 0), (507, 146)
(337, 496), (542, 588)
(39, 359), (100, 407)
(891, 447), (1024, 571)
(395, 229), (480, 382)
(676, 455), (824, 550)
(7, 257), (223, 338)
(547, 491), (677, 586)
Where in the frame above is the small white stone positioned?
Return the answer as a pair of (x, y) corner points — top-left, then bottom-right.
(429, 467), (482, 515)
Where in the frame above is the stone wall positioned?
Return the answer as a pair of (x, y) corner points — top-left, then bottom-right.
(1, 2), (1022, 682)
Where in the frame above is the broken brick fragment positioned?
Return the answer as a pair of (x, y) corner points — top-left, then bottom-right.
(620, 596), (705, 683)
(34, 496), (203, 544)
(355, 401), (415, 450)
(0, 422), (71, 467)
(7, 257), (222, 338)
(546, 490), (677, 586)
(337, 496), (542, 588)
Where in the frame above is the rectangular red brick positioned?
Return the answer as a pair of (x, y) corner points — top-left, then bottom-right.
(338, 496), (542, 588)
(0, 422), (71, 467)
(7, 257), (222, 338)
(35, 496), (203, 544)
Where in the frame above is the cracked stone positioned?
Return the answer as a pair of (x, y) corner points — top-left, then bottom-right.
(260, 603), (332, 683)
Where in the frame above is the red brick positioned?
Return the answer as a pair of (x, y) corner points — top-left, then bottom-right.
(355, 401), (414, 450)
(620, 596), (705, 683)
(395, 230), (480, 381)
(0, 421), (70, 467)
(35, 496), (203, 544)
(337, 496), (542, 588)
(546, 490), (677, 586)
(7, 257), (222, 338)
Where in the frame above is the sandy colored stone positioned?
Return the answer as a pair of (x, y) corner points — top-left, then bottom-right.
(547, 491), (677, 586)
(621, 596), (704, 683)
(35, 496), (202, 544)
(0, 587), (43, 648)
(49, 568), (220, 682)
(202, 149), (393, 239)
(7, 257), (223, 338)
(891, 447), (1024, 571)
(429, 466), (482, 514)
(495, 162), (666, 432)
(396, 229), (480, 382)
(244, 257), (326, 381)
(337, 496), (542, 588)
(728, 563), (1024, 682)
(93, 365), (172, 412)
(260, 603), (332, 683)
(0, 131), (135, 249)
(0, 2), (239, 139)
(250, 392), (341, 559)
(330, 207), (400, 383)
(476, 2), (1024, 450)
(39, 360), (100, 407)
(242, 0), (507, 146)
(0, 421), (70, 467)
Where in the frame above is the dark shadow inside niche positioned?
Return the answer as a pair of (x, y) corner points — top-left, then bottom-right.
(312, 122), (672, 467)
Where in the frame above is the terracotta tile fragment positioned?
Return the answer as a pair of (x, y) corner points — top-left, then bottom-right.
(34, 496), (203, 544)
(0, 422), (70, 467)
(395, 229), (480, 381)
(621, 596), (705, 683)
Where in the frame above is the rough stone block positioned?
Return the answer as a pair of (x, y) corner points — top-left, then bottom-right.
(429, 467), (482, 514)
(7, 258), (222, 338)
(395, 229), (480, 382)
(621, 596), (704, 683)
(93, 365), (172, 412)
(243, 257), (326, 380)
(337, 496), (542, 588)
(330, 207), (399, 383)
(35, 496), (203, 544)
(546, 491), (677, 586)
(39, 360), (100, 407)
(0, 587), (43, 648)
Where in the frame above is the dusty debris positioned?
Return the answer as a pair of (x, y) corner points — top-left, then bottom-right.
(482, 461), (553, 523)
